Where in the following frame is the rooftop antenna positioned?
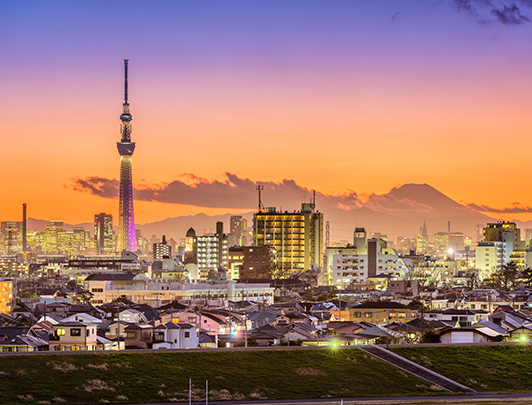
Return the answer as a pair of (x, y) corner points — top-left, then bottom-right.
(312, 190), (316, 206)
(123, 59), (129, 104)
(256, 185), (264, 211)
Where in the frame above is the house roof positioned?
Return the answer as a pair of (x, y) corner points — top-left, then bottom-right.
(350, 301), (410, 310)
(157, 301), (188, 312)
(0, 327), (30, 339)
(124, 323), (153, 330)
(84, 273), (137, 281)
(56, 321), (95, 327)
(0, 334), (48, 348)
(155, 322), (195, 330)
(440, 327), (494, 338)
(199, 332), (216, 343)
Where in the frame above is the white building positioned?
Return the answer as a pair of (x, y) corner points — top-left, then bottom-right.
(324, 238), (410, 288)
(84, 274), (274, 306)
(475, 241), (504, 280)
(153, 322), (199, 349)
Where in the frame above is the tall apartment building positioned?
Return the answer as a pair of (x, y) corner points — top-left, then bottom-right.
(186, 222), (228, 280)
(228, 215), (249, 247)
(253, 202), (323, 276)
(474, 222), (519, 280)
(0, 222), (22, 254)
(153, 235), (171, 261)
(324, 236), (410, 288)
(94, 213), (114, 255)
(240, 245), (278, 279)
(484, 221), (520, 244)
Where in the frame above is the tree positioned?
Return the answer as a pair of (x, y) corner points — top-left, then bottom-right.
(420, 330), (441, 344)
(73, 290), (94, 305)
(407, 299), (428, 312)
(486, 263), (521, 294)
(465, 270), (480, 291)
(67, 279), (77, 292)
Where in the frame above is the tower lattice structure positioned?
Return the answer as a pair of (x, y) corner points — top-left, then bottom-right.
(116, 59), (137, 252)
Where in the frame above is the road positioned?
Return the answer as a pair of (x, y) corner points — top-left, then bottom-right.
(127, 392), (532, 405)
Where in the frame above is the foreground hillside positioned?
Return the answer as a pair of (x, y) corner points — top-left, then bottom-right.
(393, 345), (532, 393)
(0, 348), (440, 404)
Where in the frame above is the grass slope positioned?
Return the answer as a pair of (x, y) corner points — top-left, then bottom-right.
(393, 345), (532, 393)
(0, 348), (442, 404)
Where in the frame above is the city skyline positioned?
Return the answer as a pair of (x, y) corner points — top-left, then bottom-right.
(2, 1), (532, 226)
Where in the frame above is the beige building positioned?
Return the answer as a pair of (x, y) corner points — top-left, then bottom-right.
(50, 321), (98, 351)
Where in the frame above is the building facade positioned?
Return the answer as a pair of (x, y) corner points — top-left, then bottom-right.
(253, 203), (323, 276)
(94, 213), (114, 255)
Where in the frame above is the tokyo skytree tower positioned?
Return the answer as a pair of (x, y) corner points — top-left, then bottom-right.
(116, 59), (137, 252)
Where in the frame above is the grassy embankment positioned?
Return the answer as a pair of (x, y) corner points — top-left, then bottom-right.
(393, 344), (532, 393)
(0, 348), (443, 404)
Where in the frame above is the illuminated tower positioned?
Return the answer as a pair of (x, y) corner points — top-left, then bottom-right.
(116, 59), (137, 252)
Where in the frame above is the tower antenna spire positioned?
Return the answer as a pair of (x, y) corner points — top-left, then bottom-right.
(256, 184), (264, 211)
(124, 59), (129, 104)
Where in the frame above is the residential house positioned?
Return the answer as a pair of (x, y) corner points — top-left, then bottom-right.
(439, 327), (494, 344)
(423, 309), (489, 327)
(0, 334), (48, 352)
(123, 324), (153, 349)
(153, 322), (199, 349)
(49, 321), (98, 351)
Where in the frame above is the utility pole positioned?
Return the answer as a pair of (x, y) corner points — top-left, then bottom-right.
(241, 288), (247, 347)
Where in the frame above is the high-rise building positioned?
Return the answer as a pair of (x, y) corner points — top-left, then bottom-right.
(228, 215), (248, 246)
(116, 59), (137, 253)
(0, 222), (22, 254)
(94, 213), (114, 255)
(184, 228), (197, 264)
(42, 220), (64, 253)
(484, 221), (520, 244)
(253, 202), (323, 276)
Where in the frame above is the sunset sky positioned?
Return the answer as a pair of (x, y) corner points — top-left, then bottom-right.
(2, 0), (532, 226)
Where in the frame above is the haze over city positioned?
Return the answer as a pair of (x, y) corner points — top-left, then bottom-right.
(2, 0), (532, 236)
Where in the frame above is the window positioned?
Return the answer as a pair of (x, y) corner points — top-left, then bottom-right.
(185, 331), (190, 338)
(365, 312), (372, 318)
(56, 328), (66, 336)
(70, 328), (81, 337)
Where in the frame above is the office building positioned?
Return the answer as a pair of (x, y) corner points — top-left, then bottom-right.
(94, 213), (114, 255)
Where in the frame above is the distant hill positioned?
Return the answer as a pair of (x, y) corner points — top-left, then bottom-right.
(26, 184), (505, 243)
(136, 184), (496, 242)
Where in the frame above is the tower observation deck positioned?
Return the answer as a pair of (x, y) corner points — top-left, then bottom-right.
(116, 59), (137, 253)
